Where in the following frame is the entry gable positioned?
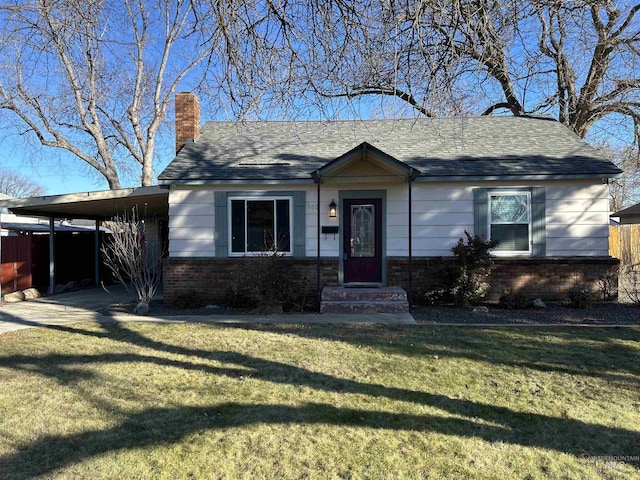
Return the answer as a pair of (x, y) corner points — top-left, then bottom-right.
(313, 142), (419, 184)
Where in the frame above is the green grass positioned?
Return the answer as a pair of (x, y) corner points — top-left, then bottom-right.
(0, 322), (638, 479)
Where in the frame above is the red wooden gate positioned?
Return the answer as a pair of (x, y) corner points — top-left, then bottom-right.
(1, 236), (32, 294)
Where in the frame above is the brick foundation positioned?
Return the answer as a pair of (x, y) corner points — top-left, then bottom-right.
(163, 256), (619, 306)
(388, 256), (620, 303)
(162, 258), (339, 305)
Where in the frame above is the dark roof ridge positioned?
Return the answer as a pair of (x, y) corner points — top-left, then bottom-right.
(201, 115), (557, 126)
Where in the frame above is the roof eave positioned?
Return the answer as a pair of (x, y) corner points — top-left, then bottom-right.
(160, 172), (620, 185)
(415, 173), (622, 182)
(160, 178), (316, 186)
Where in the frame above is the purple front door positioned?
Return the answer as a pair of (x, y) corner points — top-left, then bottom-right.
(343, 198), (382, 283)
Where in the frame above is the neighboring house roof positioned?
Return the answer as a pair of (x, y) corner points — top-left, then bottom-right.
(613, 202), (640, 219)
(158, 116), (622, 183)
(0, 193), (10, 214)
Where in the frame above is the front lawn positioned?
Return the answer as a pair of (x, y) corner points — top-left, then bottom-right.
(0, 322), (638, 479)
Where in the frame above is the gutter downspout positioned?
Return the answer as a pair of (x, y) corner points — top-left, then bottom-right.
(408, 169), (419, 311)
(94, 220), (100, 286)
(0, 213), (2, 296)
(312, 172), (321, 310)
(48, 216), (55, 294)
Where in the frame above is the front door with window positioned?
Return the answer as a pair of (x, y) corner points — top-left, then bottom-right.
(343, 198), (382, 283)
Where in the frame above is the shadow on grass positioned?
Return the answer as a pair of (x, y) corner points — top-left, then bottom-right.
(2, 401), (638, 479)
(0, 316), (638, 478)
(226, 322), (640, 386)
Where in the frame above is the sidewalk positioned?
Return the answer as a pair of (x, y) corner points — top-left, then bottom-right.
(0, 287), (416, 335)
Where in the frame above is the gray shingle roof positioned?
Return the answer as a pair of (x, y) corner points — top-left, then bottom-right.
(158, 116), (622, 182)
(614, 202), (640, 217)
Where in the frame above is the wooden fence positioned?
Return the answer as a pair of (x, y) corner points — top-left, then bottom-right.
(1, 236), (33, 294)
(610, 225), (640, 266)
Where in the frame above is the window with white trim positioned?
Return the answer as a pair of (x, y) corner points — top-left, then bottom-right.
(489, 191), (531, 254)
(228, 197), (292, 255)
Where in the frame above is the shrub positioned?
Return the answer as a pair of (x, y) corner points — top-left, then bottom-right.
(226, 249), (298, 312)
(291, 295), (317, 313)
(449, 232), (499, 307)
(498, 290), (530, 309)
(424, 231), (498, 307)
(619, 263), (640, 305)
(422, 258), (458, 305)
(172, 291), (203, 310)
(567, 288), (596, 309)
(597, 267), (619, 301)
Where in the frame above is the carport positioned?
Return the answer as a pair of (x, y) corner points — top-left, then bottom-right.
(0, 186), (168, 294)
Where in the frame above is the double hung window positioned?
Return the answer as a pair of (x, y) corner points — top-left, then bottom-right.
(229, 197), (292, 254)
(489, 191), (531, 254)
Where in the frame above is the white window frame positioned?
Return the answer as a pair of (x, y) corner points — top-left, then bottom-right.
(488, 190), (532, 256)
(227, 196), (294, 256)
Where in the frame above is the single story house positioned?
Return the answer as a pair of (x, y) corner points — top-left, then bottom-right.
(158, 93), (621, 306)
(613, 202), (640, 224)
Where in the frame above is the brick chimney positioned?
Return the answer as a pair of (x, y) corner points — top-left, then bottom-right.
(175, 92), (200, 153)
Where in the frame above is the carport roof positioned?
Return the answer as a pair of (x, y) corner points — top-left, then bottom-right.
(1, 222), (111, 233)
(0, 186), (168, 220)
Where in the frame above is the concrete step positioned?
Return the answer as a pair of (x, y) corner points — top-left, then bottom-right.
(320, 300), (410, 314)
(320, 286), (409, 314)
(321, 286), (407, 302)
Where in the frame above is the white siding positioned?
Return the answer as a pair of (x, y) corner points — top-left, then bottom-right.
(305, 186), (339, 257)
(391, 185), (474, 256)
(392, 180), (610, 257)
(168, 186), (216, 257)
(169, 184), (319, 258)
(167, 179), (611, 258)
(545, 182), (610, 256)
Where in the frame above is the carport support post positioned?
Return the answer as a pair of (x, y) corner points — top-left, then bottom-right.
(94, 220), (100, 286)
(408, 176), (413, 311)
(316, 177), (321, 308)
(0, 214), (3, 295)
(48, 216), (55, 294)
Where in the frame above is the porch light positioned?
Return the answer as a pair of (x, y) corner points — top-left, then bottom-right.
(329, 199), (337, 218)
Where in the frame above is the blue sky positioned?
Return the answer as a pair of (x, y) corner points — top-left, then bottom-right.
(1, 145), (111, 195)
(0, 123), (176, 196)
(1, 144), (131, 195)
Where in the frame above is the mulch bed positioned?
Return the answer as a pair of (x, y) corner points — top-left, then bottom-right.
(101, 300), (639, 325)
(411, 303), (640, 325)
(100, 301), (240, 317)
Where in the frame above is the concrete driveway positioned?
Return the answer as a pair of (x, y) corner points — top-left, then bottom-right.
(0, 285), (136, 335)
(0, 286), (416, 335)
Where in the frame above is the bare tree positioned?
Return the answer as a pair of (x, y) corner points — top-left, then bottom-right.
(0, 168), (44, 197)
(0, 0), (214, 189)
(402, 1), (640, 143)
(200, 1), (461, 119)
(605, 145), (640, 211)
(202, 1), (640, 146)
(102, 207), (162, 312)
(2, 0), (638, 184)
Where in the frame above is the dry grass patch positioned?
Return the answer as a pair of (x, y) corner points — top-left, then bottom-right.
(0, 322), (638, 479)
